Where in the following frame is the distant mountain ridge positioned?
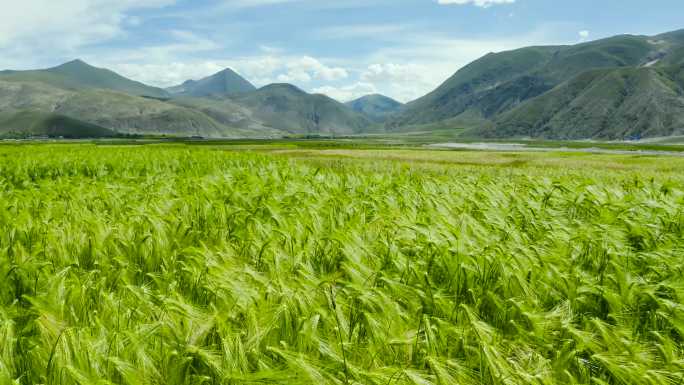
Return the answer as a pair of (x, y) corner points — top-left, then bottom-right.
(0, 109), (115, 139)
(167, 68), (256, 97)
(487, 65), (684, 139)
(388, 29), (684, 139)
(0, 60), (169, 98)
(346, 94), (402, 123)
(0, 60), (369, 138)
(0, 79), (277, 138)
(230, 84), (372, 135)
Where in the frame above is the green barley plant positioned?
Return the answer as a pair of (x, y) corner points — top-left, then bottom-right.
(0, 143), (682, 384)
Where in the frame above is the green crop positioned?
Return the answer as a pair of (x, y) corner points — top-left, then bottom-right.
(0, 144), (682, 384)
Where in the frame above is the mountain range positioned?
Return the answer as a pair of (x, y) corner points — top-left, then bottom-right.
(388, 29), (684, 139)
(0, 62), (368, 138)
(0, 60), (168, 98)
(1, 27), (683, 140)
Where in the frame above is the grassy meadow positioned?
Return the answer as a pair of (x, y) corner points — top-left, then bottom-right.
(0, 143), (683, 384)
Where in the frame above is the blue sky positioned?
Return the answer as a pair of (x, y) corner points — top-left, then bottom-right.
(1, 0), (682, 102)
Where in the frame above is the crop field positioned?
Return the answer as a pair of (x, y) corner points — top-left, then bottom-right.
(0, 143), (683, 384)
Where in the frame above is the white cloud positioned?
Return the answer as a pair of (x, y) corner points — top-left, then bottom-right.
(359, 63), (436, 102)
(106, 59), (275, 88)
(277, 71), (312, 83)
(578, 30), (590, 41)
(319, 24), (414, 40)
(285, 56), (348, 82)
(312, 82), (377, 102)
(437, 0), (515, 7)
(108, 62), (226, 88)
(105, 54), (349, 89)
(220, 0), (302, 8)
(83, 29), (221, 82)
(362, 63), (417, 83)
(217, 0), (392, 11)
(0, 1), (174, 49)
(0, 0), (175, 69)
(240, 55), (348, 84)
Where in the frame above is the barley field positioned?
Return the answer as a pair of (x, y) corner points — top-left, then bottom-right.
(1, 144), (683, 384)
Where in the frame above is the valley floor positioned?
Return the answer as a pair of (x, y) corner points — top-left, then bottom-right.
(0, 142), (683, 384)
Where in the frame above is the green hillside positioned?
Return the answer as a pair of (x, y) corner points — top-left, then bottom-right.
(0, 109), (115, 138)
(487, 65), (684, 139)
(346, 94), (402, 122)
(0, 80), (278, 138)
(388, 29), (684, 139)
(387, 46), (560, 127)
(230, 84), (373, 135)
(0, 60), (169, 98)
(167, 68), (256, 97)
(169, 96), (284, 136)
(541, 35), (654, 81)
